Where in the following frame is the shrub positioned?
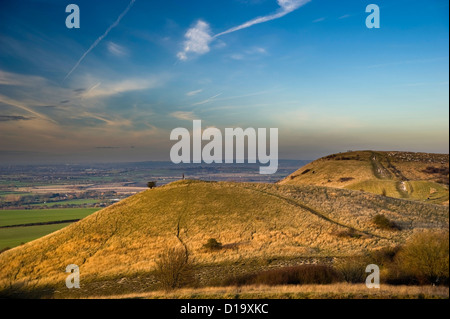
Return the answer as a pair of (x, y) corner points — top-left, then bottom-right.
(372, 214), (400, 230)
(367, 246), (400, 267)
(334, 228), (362, 239)
(203, 238), (222, 251)
(154, 246), (195, 291)
(393, 231), (449, 285)
(339, 177), (354, 182)
(147, 181), (157, 189)
(222, 273), (256, 287)
(256, 265), (340, 285)
(335, 257), (368, 283)
(223, 265), (341, 286)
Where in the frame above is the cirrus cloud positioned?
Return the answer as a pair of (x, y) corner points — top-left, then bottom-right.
(170, 111), (196, 121)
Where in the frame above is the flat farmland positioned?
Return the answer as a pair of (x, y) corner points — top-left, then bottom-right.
(0, 208), (99, 227)
(0, 208), (99, 250)
(0, 223), (74, 250)
(30, 199), (102, 207)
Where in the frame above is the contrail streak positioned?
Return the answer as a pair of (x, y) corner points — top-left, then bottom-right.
(178, 0), (310, 60)
(215, 0), (310, 37)
(63, 0), (136, 82)
(215, 10), (289, 38)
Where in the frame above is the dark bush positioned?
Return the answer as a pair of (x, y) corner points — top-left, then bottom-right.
(223, 265), (341, 286)
(203, 238), (222, 251)
(422, 166), (449, 176)
(335, 257), (368, 283)
(147, 181), (157, 189)
(222, 273), (257, 287)
(372, 214), (401, 230)
(334, 228), (362, 239)
(367, 246), (400, 267)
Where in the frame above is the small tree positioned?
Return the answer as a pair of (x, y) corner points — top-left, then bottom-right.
(147, 181), (156, 189)
(154, 246), (194, 291)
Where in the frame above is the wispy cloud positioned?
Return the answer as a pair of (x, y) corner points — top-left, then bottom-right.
(177, 0), (310, 60)
(107, 41), (129, 57)
(0, 93), (57, 123)
(313, 17), (326, 23)
(186, 89), (203, 96)
(338, 14), (351, 19)
(230, 53), (245, 60)
(64, 0), (136, 81)
(0, 70), (46, 86)
(170, 111), (196, 120)
(192, 93), (222, 106)
(230, 47), (268, 60)
(80, 78), (161, 99)
(0, 115), (33, 122)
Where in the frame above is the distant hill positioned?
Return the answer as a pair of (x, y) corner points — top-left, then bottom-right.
(279, 151), (449, 205)
(0, 180), (448, 297)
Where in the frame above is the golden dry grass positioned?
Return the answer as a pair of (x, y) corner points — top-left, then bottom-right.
(0, 179), (447, 297)
(85, 284), (449, 299)
(280, 151), (449, 204)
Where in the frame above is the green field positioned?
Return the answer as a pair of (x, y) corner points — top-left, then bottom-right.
(0, 208), (99, 227)
(0, 223), (73, 250)
(0, 208), (99, 250)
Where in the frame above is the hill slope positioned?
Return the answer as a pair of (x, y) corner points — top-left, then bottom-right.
(0, 180), (448, 297)
(279, 151), (449, 205)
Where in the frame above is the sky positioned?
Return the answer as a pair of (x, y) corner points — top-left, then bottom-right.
(0, 0), (448, 164)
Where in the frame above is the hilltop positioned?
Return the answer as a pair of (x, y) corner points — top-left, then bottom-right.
(279, 151), (449, 205)
(0, 179), (447, 297)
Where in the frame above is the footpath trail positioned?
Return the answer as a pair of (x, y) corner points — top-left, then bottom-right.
(370, 152), (412, 198)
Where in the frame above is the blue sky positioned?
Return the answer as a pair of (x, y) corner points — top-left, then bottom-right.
(0, 0), (448, 163)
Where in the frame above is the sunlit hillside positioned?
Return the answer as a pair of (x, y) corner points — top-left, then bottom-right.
(0, 179), (447, 297)
(279, 151), (449, 205)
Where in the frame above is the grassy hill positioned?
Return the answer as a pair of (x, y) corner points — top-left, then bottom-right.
(279, 151), (449, 205)
(0, 180), (447, 298)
